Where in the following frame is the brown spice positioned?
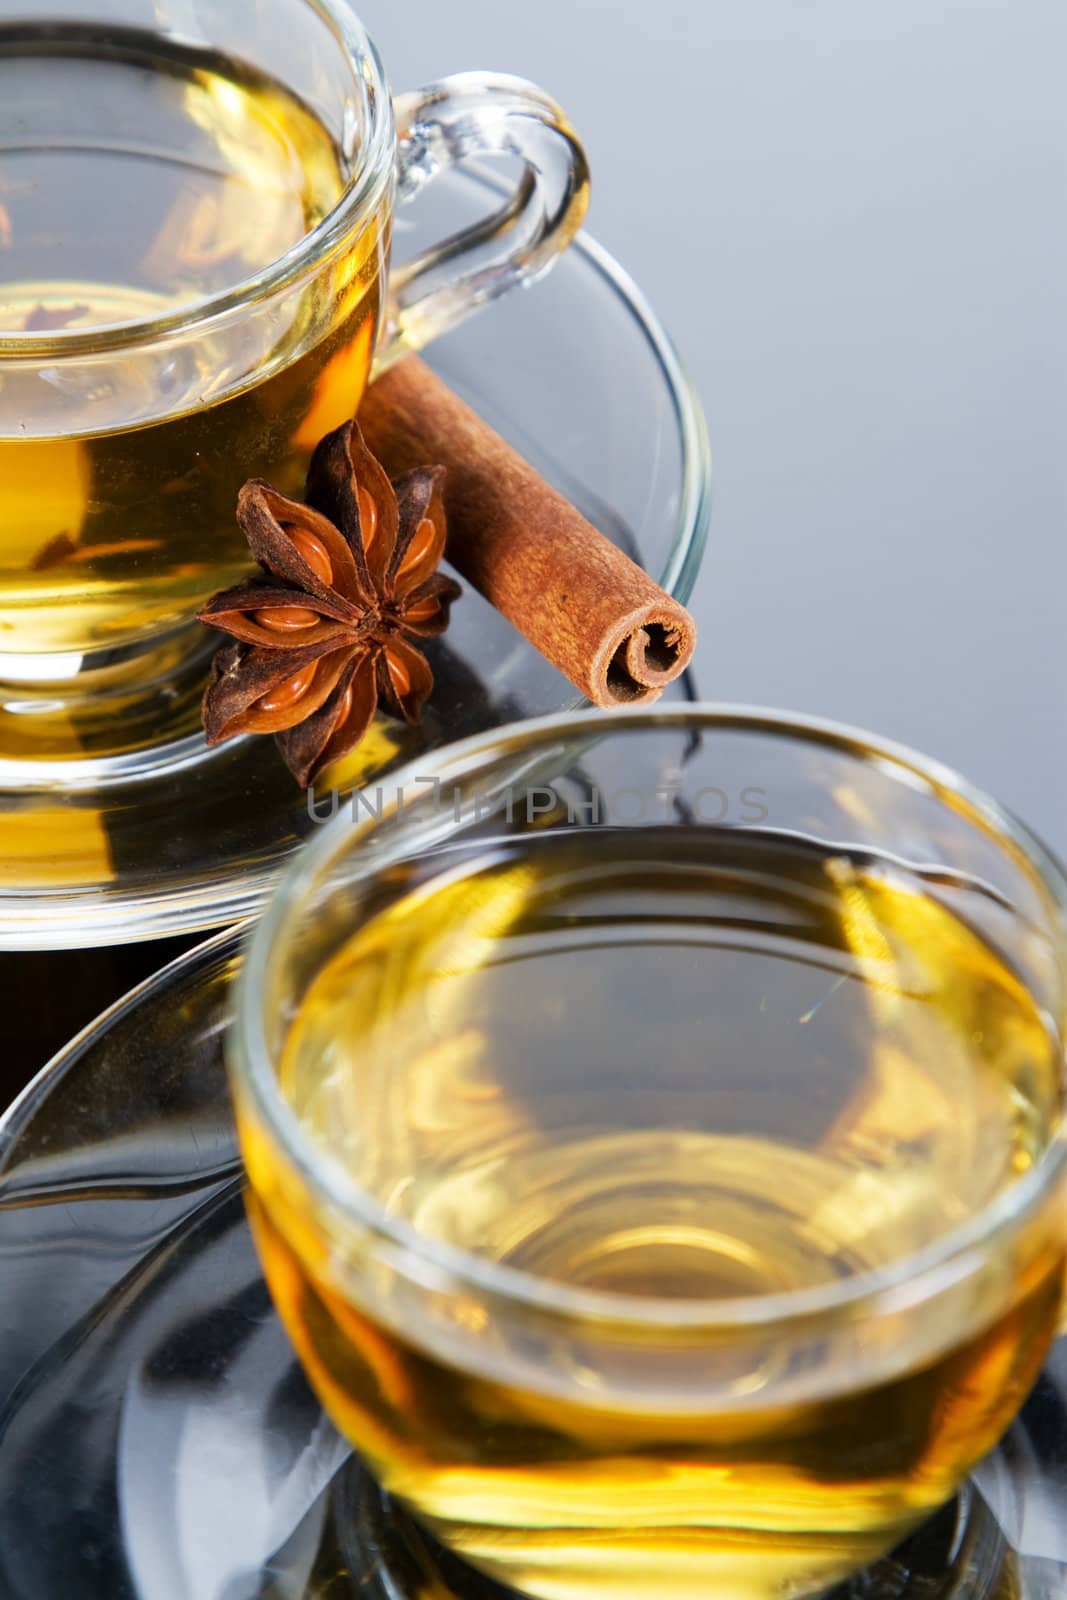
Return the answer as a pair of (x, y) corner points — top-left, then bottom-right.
(358, 358), (697, 706)
(198, 421), (460, 786)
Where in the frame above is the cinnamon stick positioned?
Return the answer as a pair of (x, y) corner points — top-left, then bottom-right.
(358, 358), (697, 706)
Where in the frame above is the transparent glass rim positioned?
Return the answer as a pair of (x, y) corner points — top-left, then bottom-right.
(0, 0), (395, 357)
(233, 702), (1067, 1332)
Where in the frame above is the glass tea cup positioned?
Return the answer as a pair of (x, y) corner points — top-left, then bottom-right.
(0, 0), (587, 762)
(230, 705), (1067, 1600)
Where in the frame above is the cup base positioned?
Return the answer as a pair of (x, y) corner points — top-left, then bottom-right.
(325, 1465), (1014, 1600)
(0, 622), (218, 776)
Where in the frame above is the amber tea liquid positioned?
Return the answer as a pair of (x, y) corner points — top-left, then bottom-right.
(244, 828), (1066, 1600)
(0, 25), (386, 658)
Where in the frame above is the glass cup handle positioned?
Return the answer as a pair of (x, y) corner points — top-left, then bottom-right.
(374, 72), (590, 371)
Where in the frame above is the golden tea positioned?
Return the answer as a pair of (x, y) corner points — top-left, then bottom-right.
(0, 24), (385, 657)
(243, 826), (1066, 1600)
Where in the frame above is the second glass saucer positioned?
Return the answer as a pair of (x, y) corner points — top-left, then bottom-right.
(0, 929), (1064, 1600)
(0, 167), (710, 950)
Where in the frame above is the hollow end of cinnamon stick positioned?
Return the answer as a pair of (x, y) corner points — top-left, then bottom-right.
(595, 609), (696, 705)
(359, 358), (698, 708)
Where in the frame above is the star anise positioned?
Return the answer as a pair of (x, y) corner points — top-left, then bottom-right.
(198, 421), (460, 786)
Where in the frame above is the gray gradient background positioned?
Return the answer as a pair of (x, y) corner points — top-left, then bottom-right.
(360, 0), (1065, 853)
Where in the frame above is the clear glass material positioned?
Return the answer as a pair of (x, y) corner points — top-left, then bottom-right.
(0, 217), (709, 948)
(2, 895), (1067, 1600)
(0, 0), (588, 755)
(231, 706), (1067, 1600)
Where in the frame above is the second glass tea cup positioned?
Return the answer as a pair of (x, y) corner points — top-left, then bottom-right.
(231, 706), (1067, 1600)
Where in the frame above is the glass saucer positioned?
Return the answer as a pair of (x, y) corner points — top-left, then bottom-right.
(1, 934), (1064, 1600)
(0, 165), (711, 951)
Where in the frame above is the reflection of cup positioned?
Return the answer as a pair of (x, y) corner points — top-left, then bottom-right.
(231, 705), (1067, 1600)
(0, 2), (588, 761)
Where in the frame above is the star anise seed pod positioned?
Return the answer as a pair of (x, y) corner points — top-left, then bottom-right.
(198, 420), (460, 786)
